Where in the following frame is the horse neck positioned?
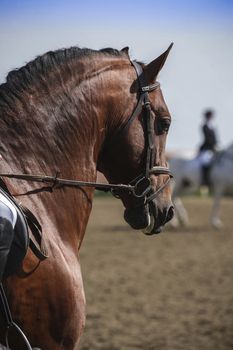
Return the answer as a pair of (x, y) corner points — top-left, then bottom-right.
(0, 55), (134, 248)
(1, 55), (133, 171)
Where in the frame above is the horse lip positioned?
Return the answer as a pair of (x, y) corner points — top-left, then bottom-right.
(152, 226), (162, 234)
(124, 207), (148, 230)
(143, 226), (162, 235)
(143, 221), (163, 235)
(124, 204), (164, 234)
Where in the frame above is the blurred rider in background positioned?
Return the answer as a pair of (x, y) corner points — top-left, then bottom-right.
(199, 109), (218, 186)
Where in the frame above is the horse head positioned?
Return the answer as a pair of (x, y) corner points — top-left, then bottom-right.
(98, 45), (174, 234)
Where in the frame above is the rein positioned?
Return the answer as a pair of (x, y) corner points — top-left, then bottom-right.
(0, 60), (172, 203)
(0, 166), (171, 198)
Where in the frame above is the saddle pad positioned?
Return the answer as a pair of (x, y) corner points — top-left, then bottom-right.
(0, 188), (29, 279)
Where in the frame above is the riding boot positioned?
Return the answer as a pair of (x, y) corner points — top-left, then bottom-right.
(0, 218), (14, 281)
(202, 165), (211, 186)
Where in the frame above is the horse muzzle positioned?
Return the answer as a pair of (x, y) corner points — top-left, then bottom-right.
(124, 200), (174, 235)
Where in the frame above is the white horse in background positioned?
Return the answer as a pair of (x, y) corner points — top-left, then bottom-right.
(169, 143), (233, 228)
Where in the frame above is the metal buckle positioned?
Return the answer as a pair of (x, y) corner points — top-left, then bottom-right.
(141, 83), (160, 93)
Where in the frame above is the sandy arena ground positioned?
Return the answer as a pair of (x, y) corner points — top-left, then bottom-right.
(79, 196), (233, 350)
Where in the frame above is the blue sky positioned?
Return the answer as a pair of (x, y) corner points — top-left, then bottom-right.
(1, 0), (233, 22)
(0, 0), (233, 152)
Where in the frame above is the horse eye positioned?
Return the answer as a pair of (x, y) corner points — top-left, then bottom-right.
(158, 118), (171, 134)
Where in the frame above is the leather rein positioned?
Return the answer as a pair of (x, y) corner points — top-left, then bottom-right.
(0, 60), (172, 203)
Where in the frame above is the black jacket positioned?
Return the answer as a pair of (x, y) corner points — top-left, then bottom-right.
(199, 123), (217, 152)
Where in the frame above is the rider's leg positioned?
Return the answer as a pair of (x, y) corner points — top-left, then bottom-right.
(202, 165), (211, 186)
(0, 195), (17, 281)
(0, 196), (36, 349)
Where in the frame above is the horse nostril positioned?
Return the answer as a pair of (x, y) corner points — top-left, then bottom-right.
(166, 206), (174, 222)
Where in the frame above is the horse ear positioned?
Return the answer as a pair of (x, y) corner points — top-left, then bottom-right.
(144, 43), (173, 82)
(121, 46), (130, 57)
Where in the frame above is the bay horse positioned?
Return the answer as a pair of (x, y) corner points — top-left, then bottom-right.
(0, 44), (174, 349)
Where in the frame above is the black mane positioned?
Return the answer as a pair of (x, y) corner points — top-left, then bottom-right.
(0, 46), (124, 110)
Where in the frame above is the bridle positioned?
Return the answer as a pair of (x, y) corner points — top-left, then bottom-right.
(0, 60), (173, 203)
(110, 60), (173, 204)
